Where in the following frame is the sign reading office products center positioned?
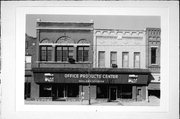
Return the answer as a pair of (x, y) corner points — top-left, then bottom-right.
(64, 74), (118, 83)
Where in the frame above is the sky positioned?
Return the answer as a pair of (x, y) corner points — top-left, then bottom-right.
(26, 15), (160, 37)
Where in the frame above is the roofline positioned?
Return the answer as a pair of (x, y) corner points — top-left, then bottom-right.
(36, 28), (94, 30)
(37, 21), (94, 24)
(94, 29), (146, 32)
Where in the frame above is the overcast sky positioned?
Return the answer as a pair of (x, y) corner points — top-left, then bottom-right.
(26, 15), (160, 37)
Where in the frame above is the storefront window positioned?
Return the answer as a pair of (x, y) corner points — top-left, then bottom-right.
(56, 46), (74, 62)
(40, 84), (52, 97)
(24, 82), (31, 99)
(118, 85), (132, 99)
(40, 46), (52, 61)
(77, 46), (89, 62)
(67, 84), (79, 97)
(97, 85), (108, 98)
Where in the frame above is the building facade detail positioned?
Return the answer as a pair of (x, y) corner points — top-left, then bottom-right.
(146, 28), (161, 98)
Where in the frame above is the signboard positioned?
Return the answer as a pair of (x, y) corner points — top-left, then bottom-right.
(44, 73), (54, 82)
(64, 74), (118, 83)
(128, 74), (138, 83)
(34, 73), (148, 84)
(64, 74), (118, 79)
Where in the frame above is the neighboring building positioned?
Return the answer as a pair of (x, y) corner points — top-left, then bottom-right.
(146, 28), (161, 98)
(93, 29), (150, 101)
(25, 34), (36, 99)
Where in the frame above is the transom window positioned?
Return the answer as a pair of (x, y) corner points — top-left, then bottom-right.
(77, 46), (89, 62)
(40, 46), (52, 61)
(56, 46), (74, 62)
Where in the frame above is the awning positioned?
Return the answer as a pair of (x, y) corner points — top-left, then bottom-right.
(32, 68), (150, 74)
(34, 72), (149, 84)
(148, 83), (160, 90)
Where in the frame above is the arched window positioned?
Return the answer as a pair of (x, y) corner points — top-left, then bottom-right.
(77, 39), (89, 44)
(40, 38), (50, 43)
(56, 36), (74, 44)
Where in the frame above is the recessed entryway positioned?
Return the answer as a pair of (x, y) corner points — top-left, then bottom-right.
(110, 87), (117, 101)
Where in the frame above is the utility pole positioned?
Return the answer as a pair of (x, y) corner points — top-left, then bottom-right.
(88, 65), (91, 105)
(88, 80), (91, 105)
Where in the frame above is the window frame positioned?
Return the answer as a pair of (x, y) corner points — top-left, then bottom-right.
(134, 52), (140, 68)
(110, 51), (117, 68)
(39, 46), (52, 61)
(55, 46), (74, 62)
(151, 47), (157, 65)
(98, 51), (105, 68)
(122, 52), (129, 68)
(77, 46), (89, 62)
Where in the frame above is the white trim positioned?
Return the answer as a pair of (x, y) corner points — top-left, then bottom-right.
(150, 46), (159, 48)
(39, 43), (91, 46)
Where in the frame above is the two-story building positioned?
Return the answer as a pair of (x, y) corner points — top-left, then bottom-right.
(93, 29), (150, 101)
(26, 20), (95, 101)
(146, 28), (161, 98)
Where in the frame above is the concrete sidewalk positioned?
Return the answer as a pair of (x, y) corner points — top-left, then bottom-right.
(25, 96), (160, 106)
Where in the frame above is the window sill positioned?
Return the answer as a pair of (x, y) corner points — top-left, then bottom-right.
(149, 64), (160, 67)
(37, 61), (91, 64)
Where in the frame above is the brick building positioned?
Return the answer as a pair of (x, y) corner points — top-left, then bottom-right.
(25, 20), (94, 101)
(146, 28), (161, 98)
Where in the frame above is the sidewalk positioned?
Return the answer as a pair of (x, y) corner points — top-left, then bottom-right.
(25, 96), (160, 106)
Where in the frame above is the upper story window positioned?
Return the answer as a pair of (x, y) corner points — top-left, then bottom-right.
(122, 52), (129, 68)
(25, 56), (31, 63)
(98, 51), (105, 68)
(110, 52), (117, 68)
(25, 55), (32, 69)
(77, 46), (89, 62)
(56, 46), (74, 62)
(134, 52), (140, 68)
(151, 47), (157, 64)
(40, 46), (52, 61)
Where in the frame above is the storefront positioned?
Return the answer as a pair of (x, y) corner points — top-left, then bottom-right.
(32, 68), (150, 101)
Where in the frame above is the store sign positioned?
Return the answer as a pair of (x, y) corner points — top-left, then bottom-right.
(128, 74), (138, 83)
(64, 74), (118, 79)
(44, 73), (54, 82)
(64, 74), (118, 83)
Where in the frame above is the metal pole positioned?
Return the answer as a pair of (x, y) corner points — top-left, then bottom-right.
(88, 64), (91, 105)
(88, 81), (91, 105)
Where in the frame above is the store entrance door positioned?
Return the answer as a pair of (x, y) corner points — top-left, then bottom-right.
(110, 88), (117, 100)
